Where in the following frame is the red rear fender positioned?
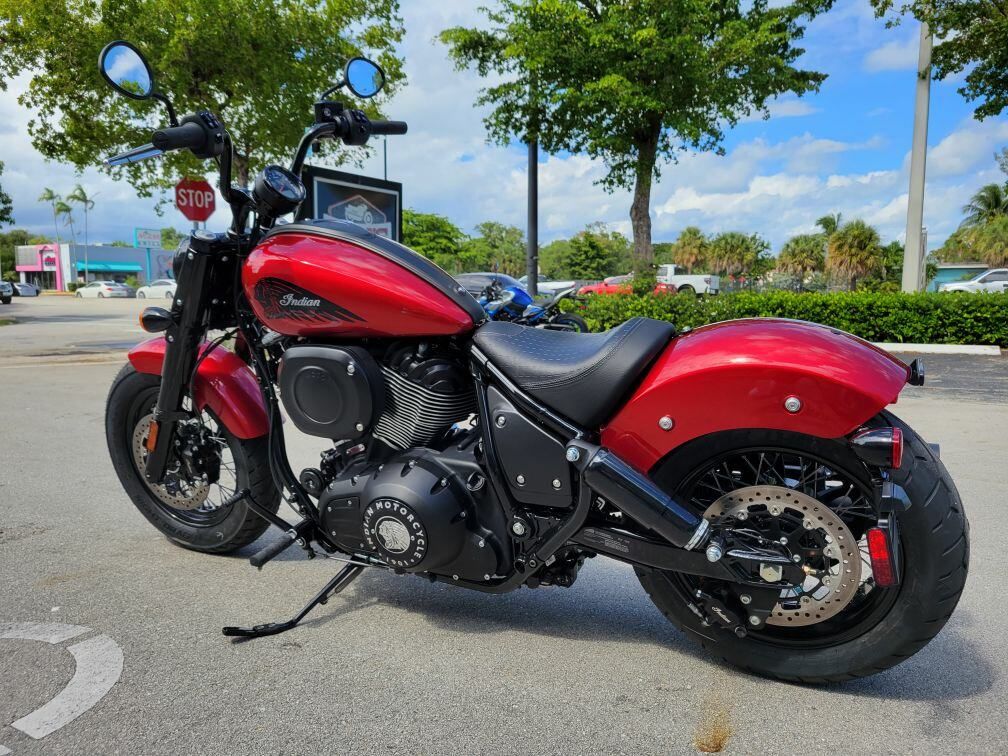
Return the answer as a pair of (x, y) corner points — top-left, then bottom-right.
(601, 319), (910, 473)
(128, 338), (268, 439)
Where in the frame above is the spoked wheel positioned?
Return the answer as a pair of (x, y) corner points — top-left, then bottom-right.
(637, 415), (969, 682)
(106, 364), (279, 553)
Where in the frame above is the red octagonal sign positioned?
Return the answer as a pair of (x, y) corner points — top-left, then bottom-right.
(174, 177), (216, 222)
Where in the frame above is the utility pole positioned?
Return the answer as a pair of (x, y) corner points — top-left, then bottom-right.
(526, 139), (538, 297)
(902, 21), (932, 292)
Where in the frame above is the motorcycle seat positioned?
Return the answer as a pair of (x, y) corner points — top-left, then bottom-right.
(472, 317), (675, 428)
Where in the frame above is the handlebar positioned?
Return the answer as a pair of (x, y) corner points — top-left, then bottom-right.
(152, 121), (206, 152)
(370, 120), (408, 136)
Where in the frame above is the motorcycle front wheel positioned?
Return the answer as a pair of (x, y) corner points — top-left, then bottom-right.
(638, 412), (969, 682)
(105, 364), (279, 553)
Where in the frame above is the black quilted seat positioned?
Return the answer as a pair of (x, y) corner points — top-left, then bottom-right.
(472, 317), (675, 427)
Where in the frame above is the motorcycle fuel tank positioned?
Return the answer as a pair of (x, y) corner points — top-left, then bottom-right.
(242, 220), (485, 338)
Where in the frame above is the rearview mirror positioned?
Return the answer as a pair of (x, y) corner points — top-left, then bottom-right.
(344, 57), (385, 98)
(98, 41), (154, 100)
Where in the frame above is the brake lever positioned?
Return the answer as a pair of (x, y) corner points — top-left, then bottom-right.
(104, 143), (164, 167)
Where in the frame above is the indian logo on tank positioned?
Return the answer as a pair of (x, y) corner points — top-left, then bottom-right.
(253, 278), (364, 323)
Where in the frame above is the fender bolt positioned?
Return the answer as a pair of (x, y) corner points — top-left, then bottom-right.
(658, 415), (674, 431)
(565, 447), (580, 462)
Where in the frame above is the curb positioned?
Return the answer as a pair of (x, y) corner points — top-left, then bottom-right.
(873, 342), (1002, 356)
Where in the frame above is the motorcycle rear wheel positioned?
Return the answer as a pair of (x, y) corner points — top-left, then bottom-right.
(105, 364), (279, 553)
(551, 313), (589, 333)
(637, 412), (969, 682)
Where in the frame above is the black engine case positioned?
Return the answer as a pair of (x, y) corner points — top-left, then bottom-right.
(320, 448), (507, 581)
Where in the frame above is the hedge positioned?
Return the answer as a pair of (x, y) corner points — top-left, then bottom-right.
(564, 291), (1008, 346)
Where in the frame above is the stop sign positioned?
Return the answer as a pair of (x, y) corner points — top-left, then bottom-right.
(174, 177), (216, 222)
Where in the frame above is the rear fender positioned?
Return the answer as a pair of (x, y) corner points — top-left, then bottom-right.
(128, 337), (268, 439)
(600, 319), (910, 473)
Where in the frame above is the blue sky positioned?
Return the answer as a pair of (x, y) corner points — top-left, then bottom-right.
(1, 0), (1004, 252)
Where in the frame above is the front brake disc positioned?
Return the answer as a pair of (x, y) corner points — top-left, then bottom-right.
(704, 486), (862, 627)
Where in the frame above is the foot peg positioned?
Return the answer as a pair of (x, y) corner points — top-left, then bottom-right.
(223, 564), (364, 639)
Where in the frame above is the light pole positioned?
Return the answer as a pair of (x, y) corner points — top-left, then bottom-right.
(526, 139), (538, 297)
(902, 21), (933, 292)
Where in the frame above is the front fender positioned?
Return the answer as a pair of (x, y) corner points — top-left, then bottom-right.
(601, 319), (910, 473)
(128, 337), (269, 439)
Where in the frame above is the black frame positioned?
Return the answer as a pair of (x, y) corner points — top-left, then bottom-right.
(297, 165), (403, 242)
(98, 40), (155, 101)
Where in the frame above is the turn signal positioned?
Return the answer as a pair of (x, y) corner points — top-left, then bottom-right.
(139, 306), (173, 333)
(850, 427), (903, 470)
(866, 527), (897, 587)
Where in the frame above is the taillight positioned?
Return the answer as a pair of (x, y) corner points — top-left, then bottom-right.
(891, 427), (903, 469)
(866, 527), (897, 586)
(850, 427), (903, 470)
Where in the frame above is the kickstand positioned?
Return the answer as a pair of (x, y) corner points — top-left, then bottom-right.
(222, 564), (364, 639)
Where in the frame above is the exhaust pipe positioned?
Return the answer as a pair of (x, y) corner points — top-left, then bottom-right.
(568, 442), (708, 551)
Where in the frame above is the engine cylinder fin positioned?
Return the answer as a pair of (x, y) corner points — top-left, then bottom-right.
(373, 365), (475, 450)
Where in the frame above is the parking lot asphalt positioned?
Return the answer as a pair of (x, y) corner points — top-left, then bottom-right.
(1, 297), (1007, 754)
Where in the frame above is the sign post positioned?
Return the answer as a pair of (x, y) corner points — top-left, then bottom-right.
(174, 178), (216, 228)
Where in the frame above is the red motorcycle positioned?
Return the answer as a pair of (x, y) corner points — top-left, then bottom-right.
(100, 41), (967, 682)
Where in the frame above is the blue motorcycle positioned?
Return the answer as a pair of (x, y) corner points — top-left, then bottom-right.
(477, 278), (589, 332)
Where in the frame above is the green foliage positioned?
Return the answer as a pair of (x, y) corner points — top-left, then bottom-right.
(960, 183), (1008, 228)
(440, 0), (833, 261)
(0, 160), (12, 226)
(827, 219), (883, 290)
(462, 222), (525, 276)
(565, 290), (1008, 346)
(872, 1), (1008, 120)
(776, 233), (826, 290)
(0, 0), (404, 192)
(566, 223), (632, 279)
(402, 209), (469, 273)
(124, 275), (140, 288)
(0, 228), (32, 277)
(160, 228), (186, 250)
(666, 226), (709, 273)
(941, 215), (1008, 268)
(815, 212), (842, 237)
(108, 240), (132, 247)
(707, 232), (771, 284)
(539, 238), (574, 278)
(67, 282), (83, 292)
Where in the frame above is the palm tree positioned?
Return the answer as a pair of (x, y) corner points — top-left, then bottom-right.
(669, 226), (707, 273)
(960, 183), (1008, 229)
(777, 234), (826, 291)
(815, 212), (842, 237)
(37, 187), (63, 257)
(827, 219), (882, 290)
(53, 200), (78, 279)
(67, 185), (96, 282)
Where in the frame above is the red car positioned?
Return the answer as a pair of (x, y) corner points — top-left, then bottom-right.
(578, 274), (676, 296)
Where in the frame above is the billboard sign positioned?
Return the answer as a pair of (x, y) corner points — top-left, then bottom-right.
(134, 228), (162, 249)
(299, 166), (402, 241)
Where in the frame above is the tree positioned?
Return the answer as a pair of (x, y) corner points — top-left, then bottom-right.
(941, 216), (1008, 268)
(960, 183), (1008, 228)
(872, 2), (1008, 120)
(815, 212), (842, 237)
(440, 1), (833, 264)
(566, 223), (632, 280)
(38, 188), (62, 254)
(0, 161), (12, 226)
(0, 1), (404, 193)
(54, 201), (77, 251)
(0, 228), (33, 279)
(539, 238), (575, 279)
(402, 210), (469, 273)
(462, 222), (526, 276)
(67, 184), (96, 280)
(827, 219), (883, 290)
(707, 232), (771, 280)
(666, 226), (708, 273)
(776, 234), (826, 290)
(160, 227), (187, 250)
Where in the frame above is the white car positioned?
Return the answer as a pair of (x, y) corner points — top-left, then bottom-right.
(939, 268), (1008, 293)
(136, 278), (178, 299)
(656, 264), (720, 295)
(75, 280), (129, 298)
(518, 274), (576, 296)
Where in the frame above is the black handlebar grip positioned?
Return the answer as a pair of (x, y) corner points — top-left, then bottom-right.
(369, 120), (408, 136)
(151, 121), (206, 152)
(249, 530), (297, 570)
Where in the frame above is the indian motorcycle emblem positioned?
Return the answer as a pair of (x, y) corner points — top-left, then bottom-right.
(253, 278), (364, 324)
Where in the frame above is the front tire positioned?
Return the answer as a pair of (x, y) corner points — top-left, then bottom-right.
(638, 413), (969, 682)
(105, 364), (280, 553)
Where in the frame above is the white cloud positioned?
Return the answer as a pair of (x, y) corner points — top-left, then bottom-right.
(864, 33), (921, 73)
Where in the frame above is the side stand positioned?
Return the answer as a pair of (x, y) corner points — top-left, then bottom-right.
(222, 564), (364, 639)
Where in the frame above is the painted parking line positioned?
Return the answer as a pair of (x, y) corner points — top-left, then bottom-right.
(1, 622), (124, 745)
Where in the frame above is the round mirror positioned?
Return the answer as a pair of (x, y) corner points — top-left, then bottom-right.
(344, 57), (385, 99)
(98, 41), (154, 99)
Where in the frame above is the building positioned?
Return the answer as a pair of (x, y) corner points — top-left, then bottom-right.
(14, 242), (174, 291)
(928, 262), (988, 292)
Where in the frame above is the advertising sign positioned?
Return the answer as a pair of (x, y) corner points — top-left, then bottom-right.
(134, 228), (162, 249)
(175, 178), (216, 222)
(298, 166), (402, 241)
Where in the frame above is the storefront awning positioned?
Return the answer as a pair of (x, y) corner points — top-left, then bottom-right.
(76, 261), (143, 272)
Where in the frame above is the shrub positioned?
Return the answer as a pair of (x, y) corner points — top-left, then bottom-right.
(564, 290), (1008, 346)
(67, 282), (82, 292)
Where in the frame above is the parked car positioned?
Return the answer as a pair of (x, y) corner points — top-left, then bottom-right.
(578, 274), (676, 297)
(656, 264), (720, 295)
(939, 268), (1008, 293)
(0, 280), (12, 304)
(12, 282), (40, 296)
(137, 278), (178, 299)
(75, 280), (129, 298)
(116, 281), (137, 297)
(517, 273), (577, 296)
(454, 272), (524, 298)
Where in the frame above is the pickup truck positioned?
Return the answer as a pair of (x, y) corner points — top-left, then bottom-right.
(939, 268), (1008, 293)
(656, 264), (719, 295)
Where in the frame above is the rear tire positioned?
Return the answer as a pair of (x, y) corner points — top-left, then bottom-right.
(637, 413), (969, 682)
(105, 364), (280, 553)
(551, 313), (590, 332)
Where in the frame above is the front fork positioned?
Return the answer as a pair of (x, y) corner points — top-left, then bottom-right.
(143, 232), (222, 484)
